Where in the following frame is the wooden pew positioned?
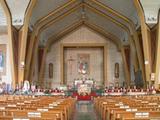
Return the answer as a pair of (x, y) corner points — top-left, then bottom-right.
(94, 96), (160, 120)
(0, 95), (76, 120)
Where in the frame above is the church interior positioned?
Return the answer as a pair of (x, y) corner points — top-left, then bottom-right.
(0, 0), (160, 120)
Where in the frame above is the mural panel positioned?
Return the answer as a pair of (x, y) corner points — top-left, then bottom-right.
(0, 44), (6, 76)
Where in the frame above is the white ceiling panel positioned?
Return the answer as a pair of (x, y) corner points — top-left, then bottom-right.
(86, 8), (127, 43)
(6, 0), (30, 26)
(30, 0), (70, 25)
(0, 4), (7, 26)
(39, 3), (130, 46)
(140, 0), (160, 26)
(39, 8), (82, 45)
(85, 1), (133, 29)
(96, 0), (137, 20)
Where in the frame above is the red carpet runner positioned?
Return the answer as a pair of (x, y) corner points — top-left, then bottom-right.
(72, 92), (96, 101)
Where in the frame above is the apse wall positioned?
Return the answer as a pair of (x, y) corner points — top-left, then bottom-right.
(44, 26), (125, 88)
(64, 47), (103, 86)
(0, 34), (12, 84)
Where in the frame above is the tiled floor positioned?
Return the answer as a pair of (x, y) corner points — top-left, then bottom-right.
(73, 101), (99, 120)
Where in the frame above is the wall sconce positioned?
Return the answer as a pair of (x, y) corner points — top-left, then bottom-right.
(144, 60), (149, 65)
(20, 61), (25, 69)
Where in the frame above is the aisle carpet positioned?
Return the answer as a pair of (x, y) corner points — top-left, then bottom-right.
(73, 101), (99, 120)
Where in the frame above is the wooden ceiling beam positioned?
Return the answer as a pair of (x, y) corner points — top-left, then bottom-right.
(134, 0), (152, 87)
(18, 0), (37, 84)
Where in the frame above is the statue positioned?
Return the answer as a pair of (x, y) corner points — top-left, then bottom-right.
(23, 80), (30, 93)
(78, 54), (89, 75)
(78, 61), (88, 74)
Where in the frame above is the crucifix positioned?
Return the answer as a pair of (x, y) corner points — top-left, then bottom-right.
(67, 56), (75, 75)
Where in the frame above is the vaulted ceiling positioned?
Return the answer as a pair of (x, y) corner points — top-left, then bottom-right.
(0, 0), (160, 46)
(29, 0), (139, 46)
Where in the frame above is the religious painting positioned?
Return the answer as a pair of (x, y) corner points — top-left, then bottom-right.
(77, 54), (90, 75)
(49, 63), (53, 78)
(0, 44), (6, 75)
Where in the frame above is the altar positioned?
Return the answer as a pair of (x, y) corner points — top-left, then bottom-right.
(73, 79), (96, 101)
(74, 78), (94, 87)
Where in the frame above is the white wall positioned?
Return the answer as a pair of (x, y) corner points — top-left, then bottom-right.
(0, 34), (12, 84)
(44, 26), (125, 88)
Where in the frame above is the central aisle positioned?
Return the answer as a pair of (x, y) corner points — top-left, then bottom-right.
(73, 101), (99, 120)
